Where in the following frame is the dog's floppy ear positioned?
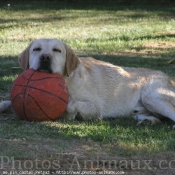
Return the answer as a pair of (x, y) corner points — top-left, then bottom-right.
(64, 44), (80, 76)
(18, 42), (32, 70)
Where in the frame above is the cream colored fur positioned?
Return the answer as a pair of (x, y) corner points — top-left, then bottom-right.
(1, 39), (175, 127)
(0, 101), (11, 113)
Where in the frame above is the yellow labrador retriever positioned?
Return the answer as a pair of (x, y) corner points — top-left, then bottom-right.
(1, 39), (175, 126)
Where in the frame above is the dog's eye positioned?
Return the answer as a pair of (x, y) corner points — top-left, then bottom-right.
(53, 48), (61, 53)
(33, 48), (41, 51)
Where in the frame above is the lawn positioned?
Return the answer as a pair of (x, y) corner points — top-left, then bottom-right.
(0, 1), (175, 174)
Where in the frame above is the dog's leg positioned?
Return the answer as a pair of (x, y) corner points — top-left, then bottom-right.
(66, 99), (102, 120)
(132, 106), (160, 125)
(0, 101), (11, 113)
(142, 96), (175, 128)
(62, 111), (77, 120)
(133, 114), (161, 125)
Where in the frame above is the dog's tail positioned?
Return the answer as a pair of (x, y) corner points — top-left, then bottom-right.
(0, 101), (11, 113)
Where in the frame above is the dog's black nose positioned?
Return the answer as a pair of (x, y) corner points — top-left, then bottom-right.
(37, 54), (52, 73)
(40, 54), (52, 61)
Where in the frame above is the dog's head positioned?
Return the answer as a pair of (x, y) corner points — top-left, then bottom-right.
(18, 39), (80, 76)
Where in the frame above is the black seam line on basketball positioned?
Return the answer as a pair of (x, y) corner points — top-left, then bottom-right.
(27, 93), (54, 121)
(12, 93), (25, 103)
(21, 73), (63, 81)
(12, 84), (68, 104)
(23, 70), (37, 120)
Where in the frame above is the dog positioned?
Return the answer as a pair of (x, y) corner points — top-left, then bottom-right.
(1, 39), (175, 127)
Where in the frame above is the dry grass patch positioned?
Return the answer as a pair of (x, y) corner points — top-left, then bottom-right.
(144, 41), (175, 49)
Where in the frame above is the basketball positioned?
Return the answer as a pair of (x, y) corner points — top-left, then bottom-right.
(10, 69), (69, 121)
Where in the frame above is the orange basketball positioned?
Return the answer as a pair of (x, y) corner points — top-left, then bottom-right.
(10, 69), (69, 121)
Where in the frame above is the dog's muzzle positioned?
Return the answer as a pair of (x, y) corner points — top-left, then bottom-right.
(37, 54), (53, 73)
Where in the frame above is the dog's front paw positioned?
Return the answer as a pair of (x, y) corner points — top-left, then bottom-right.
(62, 111), (77, 120)
(67, 100), (77, 113)
(62, 100), (77, 120)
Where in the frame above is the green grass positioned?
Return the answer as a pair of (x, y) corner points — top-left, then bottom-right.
(1, 117), (175, 152)
(1, 1), (175, 173)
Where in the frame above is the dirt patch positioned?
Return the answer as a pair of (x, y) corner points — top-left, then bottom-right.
(143, 41), (175, 49)
(1, 136), (175, 175)
(1, 153), (175, 175)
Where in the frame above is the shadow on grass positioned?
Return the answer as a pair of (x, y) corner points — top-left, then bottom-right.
(0, 16), (68, 30)
(0, 0), (175, 23)
(1, 114), (175, 158)
(84, 33), (175, 43)
(0, 56), (22, 92)
(91, 52), (175, 73)
(0, 0), (175, 11)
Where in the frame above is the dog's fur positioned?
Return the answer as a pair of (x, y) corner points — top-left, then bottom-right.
(1, 39), (175, 126)
(0, 101), (11, 113)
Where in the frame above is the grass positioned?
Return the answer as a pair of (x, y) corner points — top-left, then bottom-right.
(1, 1), (175, 174)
